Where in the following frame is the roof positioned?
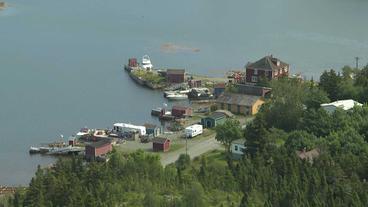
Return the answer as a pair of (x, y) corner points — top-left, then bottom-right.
(207, 112), (226, 120)
(321, 99), (363, 110)
(152, 137), (170, 144)
(214, 110), (234, 117)
(236, 84), (272, 97)
(172, 105), (191, 111)
(167, 69), (185, 75)
(216, 93), (262, 106)
(86, 139), (111, 148)
(144, 123), (158, 129)
(232, 138), (246, 145)
(246, 56), (289, 71)
(214, 83), (226, 88)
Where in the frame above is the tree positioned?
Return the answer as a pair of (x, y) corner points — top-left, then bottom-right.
(182, 182), (208, 207)
(215, 119), (243, 152)
(284, 130), (317, 152)
(304, 86), (330, 109)
(319, 69), (342, 101)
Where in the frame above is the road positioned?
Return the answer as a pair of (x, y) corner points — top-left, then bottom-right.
(160, 136), (223, 166)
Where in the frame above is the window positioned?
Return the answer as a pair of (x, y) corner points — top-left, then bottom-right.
(254, 69), (258, 75)
(265, 70), (269, 77)
(235, 145), (238, 151)
(251, 76), (258, 82)
(237, 105), (240, 114)
(227, 104), (231, 111)
(221, 103), (224, 109)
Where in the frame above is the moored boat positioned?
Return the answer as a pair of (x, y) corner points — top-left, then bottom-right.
(166, 93), (188, 100)
(29, 146), (40, 154)
(76, 128), (91, 138)
(142, 55), (153, 70)
(151, 107), (162, 116)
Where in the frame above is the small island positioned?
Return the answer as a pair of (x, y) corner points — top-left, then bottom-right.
(0, 2), (6, 10)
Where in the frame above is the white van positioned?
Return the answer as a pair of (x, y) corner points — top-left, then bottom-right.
(185, 124), (203, 138)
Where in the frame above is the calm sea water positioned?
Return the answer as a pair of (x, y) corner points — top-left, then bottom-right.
(1, 0), (368, 185)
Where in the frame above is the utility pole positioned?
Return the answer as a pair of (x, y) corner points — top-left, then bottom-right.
(355, 57), (360, 69)
(185, 135), (188, 155)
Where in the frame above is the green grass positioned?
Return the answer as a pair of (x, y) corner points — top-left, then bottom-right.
(192, 149), (227, 168)
(168, 143), (184, 152)
(132, 70), (165, 84)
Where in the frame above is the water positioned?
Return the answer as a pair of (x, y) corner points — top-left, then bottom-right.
(1, 0), (368, 185)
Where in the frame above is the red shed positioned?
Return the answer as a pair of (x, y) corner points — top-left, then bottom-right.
(172, 105), (192, 118)
(167, 69), (185, 84)
(85, 139), (112, 160)
(152, 137), (171, 152)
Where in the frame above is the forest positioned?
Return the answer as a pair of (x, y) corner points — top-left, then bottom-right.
(3, 65), (368, 207)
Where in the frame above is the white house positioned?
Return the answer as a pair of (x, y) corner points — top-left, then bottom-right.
(230, 138), (246, 159)
(320, 99), (362, 113)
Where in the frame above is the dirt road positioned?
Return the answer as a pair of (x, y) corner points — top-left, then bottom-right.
(160, 136), (223, 166)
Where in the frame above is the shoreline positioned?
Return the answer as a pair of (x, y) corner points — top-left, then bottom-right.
(0, 2), (5, 10)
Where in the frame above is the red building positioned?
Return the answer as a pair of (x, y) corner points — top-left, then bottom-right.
(85, 139), (112, 160)
(245, 55), (289, 83)
(167, 69), (185, 84)
(152, 137), (171, 152)
(172, 105), (192, 118)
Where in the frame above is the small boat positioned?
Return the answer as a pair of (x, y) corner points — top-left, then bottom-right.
(164, 91), (176, 97)
(151, 107), (162, 116)
(76, 128), (91, 138)
(178, 89), (191, 94)
(166, 93), (188, 100)
(141, 55), (153, 70)
(39, 146), (52, 154)
(29, 147), (40, 154)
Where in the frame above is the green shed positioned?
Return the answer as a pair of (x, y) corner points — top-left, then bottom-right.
(201, 112), (226, 128)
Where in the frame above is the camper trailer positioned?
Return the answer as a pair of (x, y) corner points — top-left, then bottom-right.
(185, 124), (203, 138)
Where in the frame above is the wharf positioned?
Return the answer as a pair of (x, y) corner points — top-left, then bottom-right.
(124, 66), (166, 89)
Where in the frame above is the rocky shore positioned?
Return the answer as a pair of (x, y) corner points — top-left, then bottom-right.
(0, 2), (6, 10)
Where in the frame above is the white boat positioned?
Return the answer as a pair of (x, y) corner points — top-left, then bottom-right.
(29, 146), (40, 153)
(164, 91), (176, 97)
(166, 93), (188, 100)
(179, 89), (191, 94)
(76, 128), (90, 138)
(142, 55), (153, 70)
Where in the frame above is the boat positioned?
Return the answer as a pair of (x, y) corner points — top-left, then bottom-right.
(166, 93), (188, 100)
(151, 107), (162, 116)
(76, 128), (91, 138)
(178, 89), (191, 94)
(164, 91), (176, 97)
(39, 146), (52, 154)
(29, 147), (40, 154)
(141, 55), (153, 70)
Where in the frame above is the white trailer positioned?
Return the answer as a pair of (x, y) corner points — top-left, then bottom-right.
(185, 124), (203, 138)
(113, 123), (146, 136)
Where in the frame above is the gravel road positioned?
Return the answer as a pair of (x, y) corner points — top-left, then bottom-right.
(160, 136), (223, 166)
